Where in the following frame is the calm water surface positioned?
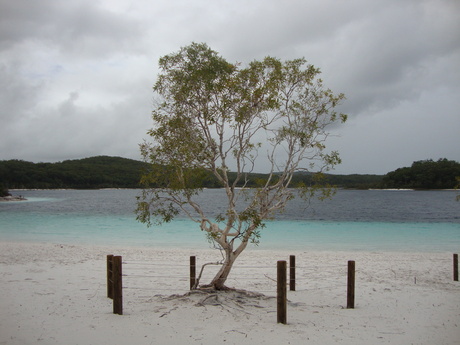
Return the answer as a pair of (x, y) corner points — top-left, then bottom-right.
(0, 189), (458, 251)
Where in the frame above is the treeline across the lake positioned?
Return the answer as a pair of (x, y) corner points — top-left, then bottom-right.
(380, 158), (460, 189)
(0, 156), (458, 190)
(0, 184), (10, 197)
(0, 156), (382, 190)
(0, 156), (148, 189)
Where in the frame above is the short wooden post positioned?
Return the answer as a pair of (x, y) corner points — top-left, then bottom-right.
(107, 254), (113, 299)
(454, 254), (458, 282)
(112, 255), (123, 315)
(190, 256), (196, 290)
(347, 260), (355, 309)
(289, 255), (296, 291)
(277, 260), (287, 324)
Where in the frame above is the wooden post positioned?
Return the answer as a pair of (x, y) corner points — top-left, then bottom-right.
(112, 255), (123, 315)
(289, 255), (296, 291)
(190, 256), (196, 290)
(347, 260), (355, 309)
(277, 260), (287, 324)
(454, 254), (458, 282)
(107, 254), (113, 299)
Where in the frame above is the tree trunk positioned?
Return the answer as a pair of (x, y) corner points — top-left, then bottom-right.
(204, 224), (254, 290)
(209, 250), (234, 289)
(209, 244), (244, 290)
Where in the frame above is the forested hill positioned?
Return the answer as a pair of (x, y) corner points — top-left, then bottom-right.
(381, 158), (460, 189)
(0, 156), (149, 189)
(3, 156), (459, 190)
(0, 155), (383, 190)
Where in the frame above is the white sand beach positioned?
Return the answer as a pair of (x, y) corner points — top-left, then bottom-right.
(0, 242), (458, 345)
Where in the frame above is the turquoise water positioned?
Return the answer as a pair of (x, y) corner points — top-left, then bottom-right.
(0, 189), (459, 252)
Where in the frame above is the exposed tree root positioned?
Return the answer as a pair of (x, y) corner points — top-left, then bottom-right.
(197, 284), (236, 292)
(158, 288), (274, 317)
(154, 289), (305, 321)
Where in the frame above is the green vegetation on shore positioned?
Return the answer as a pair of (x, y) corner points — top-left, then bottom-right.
(0, 156), (458, 190)
(381, 158), (460, 189)
(0, 184), (10, 197)
(0, 156), (383, 190)
(0, 156), (148, 189)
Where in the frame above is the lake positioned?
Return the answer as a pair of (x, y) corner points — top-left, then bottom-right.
(1, 189), (459, 252)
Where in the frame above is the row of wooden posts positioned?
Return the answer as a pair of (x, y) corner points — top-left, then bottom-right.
(276, 259), (355, 324)
(189, 255), (300, 291)
(191, 255), (353, 324)
(107, 253), (460, 322)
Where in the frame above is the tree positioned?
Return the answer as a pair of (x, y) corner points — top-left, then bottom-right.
(137, 43), (347, 290)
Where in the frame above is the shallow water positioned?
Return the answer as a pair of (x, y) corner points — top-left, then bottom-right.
(0, 189), (459, 251)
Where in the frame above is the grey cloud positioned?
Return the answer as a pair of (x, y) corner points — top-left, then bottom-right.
(0, 62), (44, 124)
(0, 0), (143, 57)
(320, 1), (460, 116)
(0, 0), (459, 173)
(58, 92), (79, 118)
(202, 0), (460, 120)
(1, 88), (151, 163)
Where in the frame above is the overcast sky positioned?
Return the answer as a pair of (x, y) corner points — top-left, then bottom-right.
(1, 0), (459, 174)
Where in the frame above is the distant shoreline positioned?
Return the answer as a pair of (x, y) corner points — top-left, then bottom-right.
(8, 187), (457, 192)
(0, 195), (27, 202)
(9, 188), (140, 191)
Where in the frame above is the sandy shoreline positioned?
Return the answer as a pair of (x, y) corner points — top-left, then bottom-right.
(1, 241), (459, 344)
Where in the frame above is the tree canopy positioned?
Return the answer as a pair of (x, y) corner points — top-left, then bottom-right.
(137, 43), (347, 289)
(381, 158), (460, 189)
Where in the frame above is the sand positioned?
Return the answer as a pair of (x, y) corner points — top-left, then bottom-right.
(0, 241), (459, 345)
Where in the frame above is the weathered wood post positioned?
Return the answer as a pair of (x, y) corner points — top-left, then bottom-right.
(454, 254), (458, 282)
(277, 260), (287, 324)
(112, 255), (123, 315)
(347, 260), (355, 309)
(107, 254), (113, 299)
(190, 256), (196, 290)
(289, 255), (296, 291)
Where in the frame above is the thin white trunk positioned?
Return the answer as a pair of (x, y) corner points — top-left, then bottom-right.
(209, 233), (251, 289)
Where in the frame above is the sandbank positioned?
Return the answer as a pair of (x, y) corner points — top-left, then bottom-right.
(0, 241), (458, 344)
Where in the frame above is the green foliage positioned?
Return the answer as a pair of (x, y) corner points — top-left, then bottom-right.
(0, 184), (10, 197)
(138, 42), (348, 256)
(0, 156), (149, 189)
(381, 158), (460, 189)
(0, 155), (383, 190)
(322, 173), (383, 189)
